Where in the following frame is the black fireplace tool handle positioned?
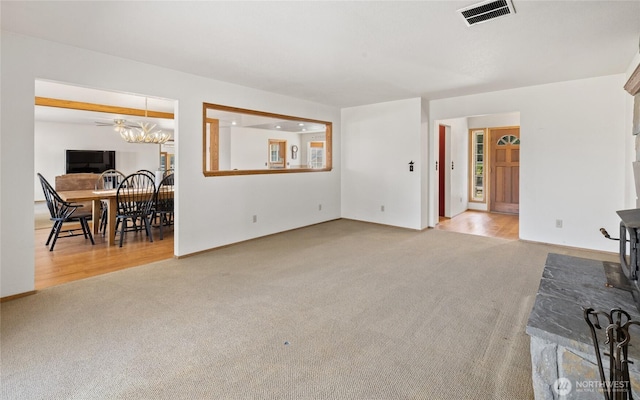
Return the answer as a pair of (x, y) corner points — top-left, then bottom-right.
(600, 228), (623, 241)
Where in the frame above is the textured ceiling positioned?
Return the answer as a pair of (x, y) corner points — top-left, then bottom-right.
(3, 1), (640, 108)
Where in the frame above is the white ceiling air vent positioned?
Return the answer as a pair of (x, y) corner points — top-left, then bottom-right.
(458, 0), (516, 27)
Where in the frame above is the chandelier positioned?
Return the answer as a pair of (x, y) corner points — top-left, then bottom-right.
(119, 98), (171, 144)
(120, 122), (171, 144)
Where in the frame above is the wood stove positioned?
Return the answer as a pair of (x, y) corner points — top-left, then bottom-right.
(615, 208), (640, 313)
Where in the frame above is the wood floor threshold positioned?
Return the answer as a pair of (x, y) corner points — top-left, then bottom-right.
(435, 210), (519, 240)
(1, 290), (37, 303)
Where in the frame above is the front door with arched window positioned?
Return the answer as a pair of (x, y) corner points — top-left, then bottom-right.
(490, 128), (520, 214)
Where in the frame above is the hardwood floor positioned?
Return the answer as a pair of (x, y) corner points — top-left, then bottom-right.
(35, 223), (174, 290)
(435, 210), (519, 240)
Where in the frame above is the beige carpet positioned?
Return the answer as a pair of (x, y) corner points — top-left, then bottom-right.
(1, 219), (617, 399)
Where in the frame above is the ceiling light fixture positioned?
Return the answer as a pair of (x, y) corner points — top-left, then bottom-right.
(120, 98), (171, 144)
(112, 119), (129, 133)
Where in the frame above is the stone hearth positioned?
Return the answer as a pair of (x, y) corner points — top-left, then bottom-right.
(526, 253), (640, 400)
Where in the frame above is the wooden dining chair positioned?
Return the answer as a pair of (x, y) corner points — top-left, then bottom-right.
(115, 172), (156, 247)
(38, 173), (95, 251)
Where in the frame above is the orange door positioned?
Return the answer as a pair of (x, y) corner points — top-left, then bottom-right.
(490, 128), (520, 214)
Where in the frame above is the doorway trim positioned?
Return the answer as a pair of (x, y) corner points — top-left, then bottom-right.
(428, 115), (521, 230)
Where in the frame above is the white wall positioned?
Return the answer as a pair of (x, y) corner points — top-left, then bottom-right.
(1, 32), (341, 298)
(436, 118), (469, 218)
(420, 103), (430, 229)
(341, 98), (423, 230)
(467, 112), (520, 129)
(34, 120), (161, 201)
(430, 74), (630, 252)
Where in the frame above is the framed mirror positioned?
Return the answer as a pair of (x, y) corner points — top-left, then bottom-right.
(203, 103), (332, 176)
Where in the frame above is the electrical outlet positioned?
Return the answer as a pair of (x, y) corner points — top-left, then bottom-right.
(253, 215), (257, 223)
(555, 219), (563, 228)
(318, 204), (322, 211)
(381, 205), (385, 212)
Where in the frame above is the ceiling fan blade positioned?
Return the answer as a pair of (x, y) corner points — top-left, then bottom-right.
(94, 119), (138, 128)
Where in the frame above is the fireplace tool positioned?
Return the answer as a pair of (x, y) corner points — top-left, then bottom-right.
(584, 307), (637, 400)
(586, 208), (640, 399)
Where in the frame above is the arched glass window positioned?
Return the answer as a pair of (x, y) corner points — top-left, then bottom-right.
(497, 135), (520, 145)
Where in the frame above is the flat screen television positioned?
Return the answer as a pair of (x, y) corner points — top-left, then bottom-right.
(66, 150), (116, 174)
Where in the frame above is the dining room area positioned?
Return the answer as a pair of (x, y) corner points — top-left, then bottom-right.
(33, 80), (177, 290)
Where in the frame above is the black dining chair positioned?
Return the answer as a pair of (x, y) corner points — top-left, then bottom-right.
(136, 169), (156, 180)
(153, 173), (174, 240)
(95, 169), (126, 235)
(115, 172), (156, 247)
(37, 173), (95, 251)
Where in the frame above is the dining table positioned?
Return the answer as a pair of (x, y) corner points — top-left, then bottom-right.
(58, 188), (173, 246)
